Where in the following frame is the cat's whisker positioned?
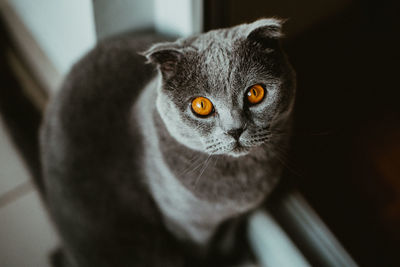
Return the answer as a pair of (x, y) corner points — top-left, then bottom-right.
(212, 146), (227, 154)
(270, 132), (290, 138)
(205, 138), (219, 144)
(272, 152), (300, 177)
(254, 127), (270, 135)
(194, 155), (212, 188)
(178, 156), (205, 176)
(205, 141), (222, 150)
(182, 162), (208, 179)
(253, 137), (269, 142)
(250, 129), (271, 137)
(213, 156), (219, 167)
(270, 145), (303, 177)
(252, 133), (271, 139)
(209, 145), (222, 154)
(241, 133), (270, 147)
(271, 144), (292, 160)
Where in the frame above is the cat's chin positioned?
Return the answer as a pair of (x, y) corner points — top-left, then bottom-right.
(227, 151), (249, 158)
(226, 144), (251, 158)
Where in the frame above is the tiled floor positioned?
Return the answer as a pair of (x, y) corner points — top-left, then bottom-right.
(0, 114), (59, 267)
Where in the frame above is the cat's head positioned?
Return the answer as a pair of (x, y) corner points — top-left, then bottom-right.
(143, 18), (296, 157)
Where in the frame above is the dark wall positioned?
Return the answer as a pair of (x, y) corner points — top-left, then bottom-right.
(205, 0), (351, 37)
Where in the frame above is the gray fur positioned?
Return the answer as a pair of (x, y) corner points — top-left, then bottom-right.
(40, 19), (296, 267)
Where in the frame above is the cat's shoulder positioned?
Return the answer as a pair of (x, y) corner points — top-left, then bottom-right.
(40, 33), (166, 166)
(58, 33), (160, 110)
(45, 33), (164, 138)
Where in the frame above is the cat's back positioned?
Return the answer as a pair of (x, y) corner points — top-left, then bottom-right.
(40, 33), (159, 197)
(49, 34), (157, 143)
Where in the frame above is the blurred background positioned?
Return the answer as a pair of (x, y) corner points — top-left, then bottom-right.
(0, 0), (399, 266)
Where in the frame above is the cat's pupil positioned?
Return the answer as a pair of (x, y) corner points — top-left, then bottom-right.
(201, 101), (204, 108)
(252, 88), (257, 96)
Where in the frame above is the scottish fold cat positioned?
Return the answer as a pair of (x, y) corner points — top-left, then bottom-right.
(40, 18), (296, 267)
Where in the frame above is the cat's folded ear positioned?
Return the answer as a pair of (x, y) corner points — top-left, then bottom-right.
(140, 42), (183, 78)
(245, 18), (286, 49)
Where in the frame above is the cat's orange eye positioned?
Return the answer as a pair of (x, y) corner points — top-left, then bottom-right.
(247, 84), (265, 105)
(191, 97), (213, 116)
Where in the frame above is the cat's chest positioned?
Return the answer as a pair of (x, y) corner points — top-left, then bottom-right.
(144, 148), (271, 245)
(145, 156), (240, 245)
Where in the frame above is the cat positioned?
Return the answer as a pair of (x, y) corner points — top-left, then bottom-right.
(40, 18), (296, 267)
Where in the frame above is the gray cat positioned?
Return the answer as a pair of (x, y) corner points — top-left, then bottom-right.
(40, 18), (296, 267)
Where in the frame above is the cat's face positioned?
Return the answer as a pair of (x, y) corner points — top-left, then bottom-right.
(144, 19), (295, 157)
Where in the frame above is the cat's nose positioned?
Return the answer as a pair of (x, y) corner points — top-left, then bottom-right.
(227, 128), (244, 140)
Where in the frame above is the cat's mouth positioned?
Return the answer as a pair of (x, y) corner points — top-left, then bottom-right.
(228, 142), (251, 157)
